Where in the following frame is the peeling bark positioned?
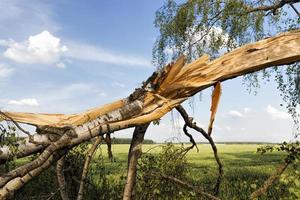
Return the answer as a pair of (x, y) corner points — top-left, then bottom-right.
(1, 31), (300, 164)
(0, 30), (299, 198)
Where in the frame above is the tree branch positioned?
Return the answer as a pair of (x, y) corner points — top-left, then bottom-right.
(246, 0), (300, 14)
(56, 155), (69, 200)
(77, 136), (101, 200)
(1, 30), (300, 198)
(176, 105), (223, 195)
(250, 161), (290, 199)
(123, 123), (150, 200)
(149, 171), (221, 200)
(104, 133), (114, 162)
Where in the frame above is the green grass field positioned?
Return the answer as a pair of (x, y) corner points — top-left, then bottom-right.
(13, 143), (295, 200)
(93, 143), (288, 200)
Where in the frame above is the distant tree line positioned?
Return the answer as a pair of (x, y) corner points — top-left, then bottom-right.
(110, 137), (155, 144)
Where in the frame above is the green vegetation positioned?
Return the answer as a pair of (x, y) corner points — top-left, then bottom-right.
(109, 137), (155, 144)
(9, 143), (300, 200)
(153, 0), (300, 129)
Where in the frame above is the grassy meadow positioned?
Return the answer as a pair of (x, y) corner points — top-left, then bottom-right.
(93, 143), (288, 199)
(13, 143), (295, 200)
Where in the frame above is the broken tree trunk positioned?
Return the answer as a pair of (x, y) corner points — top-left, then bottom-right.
(0, 30), (300, 199)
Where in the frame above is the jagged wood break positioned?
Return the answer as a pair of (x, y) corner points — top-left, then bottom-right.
(0, 30), (300, 199)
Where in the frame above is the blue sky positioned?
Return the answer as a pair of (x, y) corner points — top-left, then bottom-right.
(0, 0), (297, 142)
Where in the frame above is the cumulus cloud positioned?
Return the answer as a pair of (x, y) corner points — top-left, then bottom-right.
(0, 63), (14, 78)
(65, 41), (152, 68)
(8, 98), (39, 106)
(266, 105), (290, 120)
(3, 30), (67, 64)
(228, 110), (245, 118)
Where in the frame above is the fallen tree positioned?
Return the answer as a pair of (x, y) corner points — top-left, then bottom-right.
(0, 30), (300, 199)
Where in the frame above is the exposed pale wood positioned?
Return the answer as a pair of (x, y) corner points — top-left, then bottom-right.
(1, 30), (299, 128)
(0, 30), (300, 199)
(208, 82), (222, 136)
(1, 30), (300, 163)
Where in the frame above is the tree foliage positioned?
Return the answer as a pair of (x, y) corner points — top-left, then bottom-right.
(153, 0), (300, 132)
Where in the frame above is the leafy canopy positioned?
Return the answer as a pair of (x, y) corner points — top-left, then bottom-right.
(153, 0), (300, 134)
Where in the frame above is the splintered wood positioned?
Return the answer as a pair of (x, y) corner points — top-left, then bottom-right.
(1, 30), (299, 130)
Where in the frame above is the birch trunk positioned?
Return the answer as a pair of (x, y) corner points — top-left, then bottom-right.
(0, 30), (299, 198)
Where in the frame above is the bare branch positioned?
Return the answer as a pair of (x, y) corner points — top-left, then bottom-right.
(56, 155), (69, 200)
(0, 31), (300, 197)
(176, 105), (223, 195)
(246, 0), (300, 14)
(104, 133), (114, 162)
(250, 161), (290, 199)
(77, 136), (101, 200)
(149, 171), (221, 200)
(123, 123), (150, 200)
(0, 149), (67, 199)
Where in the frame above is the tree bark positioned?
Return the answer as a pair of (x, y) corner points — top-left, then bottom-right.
(0, 30), (300, 198)
(105, 133), (114, 162)
(77, 136), (101, 200)
(56, 156), (69, 200)
(1, 30), (300, 163)
(123, 123), (150, 200)
(176, 105), (223, 195)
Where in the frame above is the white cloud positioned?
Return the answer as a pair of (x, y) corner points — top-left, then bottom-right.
(266, 105), (290, 120)
(56, 62), (66, 69)
(0, 39), (13, 46)
(65, 41), (152, 68)
(0, 63), (14, 78)
(228, 110), (245, 118)
(191, 26), (229, 46)
(243, 107), (252, 114)
(8, 98), (39, 106)
(3, 30), (67, 64)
